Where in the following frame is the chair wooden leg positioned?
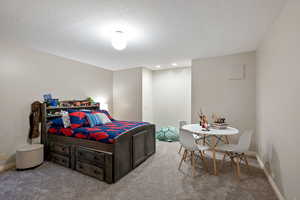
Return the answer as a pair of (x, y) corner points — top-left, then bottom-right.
(200, 151), (208, 172)
(178, 149), (187, 170)
(221, 152), (227, 170)
(236, 157), (241, 180)
(211, 136), (218, 175)
(244, 155), (250, 174)
(229, 152), (235, 167)
(191, 151), (196, 177)
(184, 150), (189, 162)
(178, 145), (183, 154)
(184, 150), (189, 161)
(225, 136), (230, 144)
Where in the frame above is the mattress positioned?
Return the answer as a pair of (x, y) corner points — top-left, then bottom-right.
(48, 121), (149, 144)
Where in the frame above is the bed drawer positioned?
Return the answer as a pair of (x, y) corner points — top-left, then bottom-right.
(49, 152), (70, 168)
(77, 147), (105, 165)
(76, 161), (104, 181)
(49, 142), (70, 156)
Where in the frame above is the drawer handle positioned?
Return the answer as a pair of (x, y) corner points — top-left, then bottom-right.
(94, 170), (100, 174)
(79, 165), (83, 169)
(62, 160), (66, 163)
(94, 156), (98, 160)
(62, 147), (66, 151)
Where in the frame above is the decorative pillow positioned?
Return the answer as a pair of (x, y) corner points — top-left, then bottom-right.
(61, 111), (71, 128)
(86, 113), (102, 128)
(80, 109), (95, 126)
(68, 109), (89, 128)
(93, 110), (115, 121)
(48, 112), (70, 128)
(95, 112), (112, 124)
(49, 118), (64, 127)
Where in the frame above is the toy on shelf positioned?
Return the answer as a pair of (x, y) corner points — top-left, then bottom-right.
(43, 93), (59, 107)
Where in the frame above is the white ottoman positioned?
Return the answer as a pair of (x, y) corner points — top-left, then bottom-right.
(16, 144), (44, 170)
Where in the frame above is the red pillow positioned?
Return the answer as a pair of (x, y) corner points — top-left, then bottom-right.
(68, 110), (89, 128)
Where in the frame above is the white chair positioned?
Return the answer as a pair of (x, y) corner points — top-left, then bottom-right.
(178, 128), (210, 176)
(178, 121), (201, 154)
(216, 130), (253, 179)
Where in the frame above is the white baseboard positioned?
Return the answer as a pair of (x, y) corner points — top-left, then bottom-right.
(256, 154), (285, 200)
(0, 162), (15, 172)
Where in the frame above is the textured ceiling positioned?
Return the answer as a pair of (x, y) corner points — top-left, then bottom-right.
(0, 0), (286, 70)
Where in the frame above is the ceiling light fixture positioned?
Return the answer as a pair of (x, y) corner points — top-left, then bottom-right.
(156, 65), (161, 68)
(111, 30), (127, 50)
(172, 63), (177, 66)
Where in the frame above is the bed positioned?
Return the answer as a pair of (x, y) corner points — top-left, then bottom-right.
(41, 102), (156, 183)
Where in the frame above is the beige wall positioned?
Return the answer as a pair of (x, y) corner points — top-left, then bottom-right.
(0, 42), (113, 166)
(257, 1), (300, 199)
(113, 68), (143, 121)
(152, 67), (191, 129)
(192, 52), (256, 148)
(142, 68), (153, 123)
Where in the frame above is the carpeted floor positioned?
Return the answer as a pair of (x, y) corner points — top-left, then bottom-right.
(0, 141), (277, 200)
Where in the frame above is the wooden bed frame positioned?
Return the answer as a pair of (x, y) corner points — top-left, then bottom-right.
(41, 102), (156, 183)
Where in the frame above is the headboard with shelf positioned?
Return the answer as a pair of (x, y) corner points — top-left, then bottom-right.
(40, 100), (100, 152)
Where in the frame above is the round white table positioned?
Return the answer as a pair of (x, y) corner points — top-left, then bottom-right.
(182, 124), (239, 175)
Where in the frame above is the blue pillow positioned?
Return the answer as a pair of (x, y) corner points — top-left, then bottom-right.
(94, 113), (112, 124)
(49, 118), (64, 127)
(86, 113), (103, 127)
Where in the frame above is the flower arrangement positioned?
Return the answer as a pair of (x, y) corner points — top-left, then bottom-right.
(198, 109), (209, 130)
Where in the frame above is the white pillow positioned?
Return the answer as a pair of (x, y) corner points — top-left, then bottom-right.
(95, 113), (112, 124)
(61, 111), (71, 128)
